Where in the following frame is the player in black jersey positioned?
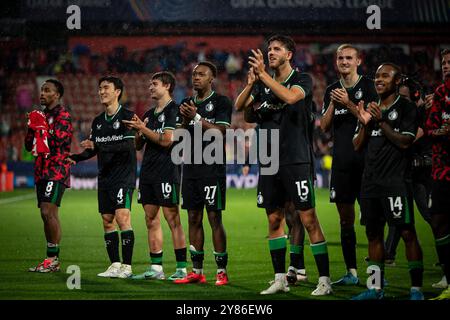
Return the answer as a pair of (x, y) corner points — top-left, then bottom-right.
(320, 44), (378, 286)
(352, 64), (424, 300)
(69, 76), (136, 279)
(384, 78), (434, 268)
(122, 72), (187, 282)
(235, 35), (331, 296)
(173, 61), (232, 286)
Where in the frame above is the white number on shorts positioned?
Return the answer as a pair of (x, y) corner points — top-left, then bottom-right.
(46, 181), (54, 193)
(204, 186), (217, 200)
(161, 183), (172, 194)
(117, 188), (124, 204)
(295, 180), (309, 201)
(388, 196), (403, 217)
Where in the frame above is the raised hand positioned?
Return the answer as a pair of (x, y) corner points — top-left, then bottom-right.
(330, 88), (350, 107)
(367, 102), (382, 122)
(356, 100), (372, 125)
(424, 94), (433, 109)
(123, 114), (145, 130)
(180, 100), (197, 120)
(248, 49), (266, 76)
(247, 67), (257, 86)
(80, 139), (94, 150)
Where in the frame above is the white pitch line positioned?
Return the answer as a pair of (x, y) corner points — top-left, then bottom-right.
(0, 193), (35, 205)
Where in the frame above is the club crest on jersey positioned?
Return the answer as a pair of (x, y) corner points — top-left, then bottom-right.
(113, 120), (120, 129)
(48, 117), (54, 125)
(257, 193), (264, 205)
(330, 188), (336, 200)
(205, 101), (214, 112)
(158, 114), (166, 122)
(355, 89), (363, 100)
(442, 112), (450, 120)
(388, 110), (398, 121)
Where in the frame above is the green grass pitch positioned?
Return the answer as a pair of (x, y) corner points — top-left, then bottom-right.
(0, 188), (443, 300)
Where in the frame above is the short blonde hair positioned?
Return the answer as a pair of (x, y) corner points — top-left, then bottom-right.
(336, 44), (360, 58)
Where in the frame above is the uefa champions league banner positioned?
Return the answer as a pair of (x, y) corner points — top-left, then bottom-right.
(19, 0), (448, 23)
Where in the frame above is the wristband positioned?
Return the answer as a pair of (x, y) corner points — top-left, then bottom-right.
(193, 113), (202, 124)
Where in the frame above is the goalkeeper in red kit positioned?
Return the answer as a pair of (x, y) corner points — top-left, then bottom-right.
(25, 79), (73, 273)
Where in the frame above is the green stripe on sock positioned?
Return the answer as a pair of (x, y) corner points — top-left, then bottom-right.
(213, 251), (227, 257)
(151, 257), (163, 264)
(436, 234), (450, 246)
(176, 261), (187, 268)
(310, 242), (328, 255)
(269, 237), (287, 251)
(408, 260), (424, 270)
(290, 244), (302, 254)
(121, 229), (133, 234)
(47, 246), (59, 253)
(190, 249), (205, 255)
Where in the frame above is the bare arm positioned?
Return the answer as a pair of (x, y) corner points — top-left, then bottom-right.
(179, 101), (228, 134)
(353, 124), (370, 151)
(379, 122), (415, 149)
(320, 101), (334, 132)
(368, 103), (415, 149)
(235, 67), (257, 111)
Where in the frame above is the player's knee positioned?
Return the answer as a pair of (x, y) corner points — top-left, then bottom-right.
(430, 215), (448, 238)
(268, 215), (283, 232)
(399, 226), (417, 243)
(301, 215), (318, 233)
(365, 223), (383, 242)
(40, 204), (56, 221)
(188, 211), (203, 227)
(166, 216), (181, 231)
(146, 216), (160, 230)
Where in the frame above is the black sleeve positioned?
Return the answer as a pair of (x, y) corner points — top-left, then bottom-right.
(251, 81), (262, 103)
(293, 72), (313, 98)
(164, 104), (178, 130)
(215, 96), (232, 127)
(364, 78), (378, 104)
(400, 101), (419, 138)
(322, 86), (332, 116)
(70, 147), (98, 162)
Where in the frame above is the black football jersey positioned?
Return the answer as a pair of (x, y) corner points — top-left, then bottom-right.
(359, 96), (418, 197)
(251, 69), (314, 166)
(176, 91), (232, 179)
(90, 105), (137, 190)
(322, 75), (378, 170)
(140, 100), (179, 184)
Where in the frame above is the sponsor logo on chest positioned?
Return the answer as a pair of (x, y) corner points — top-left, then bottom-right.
(335, 108), (348, 115)
(388, 109), (398, 121)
